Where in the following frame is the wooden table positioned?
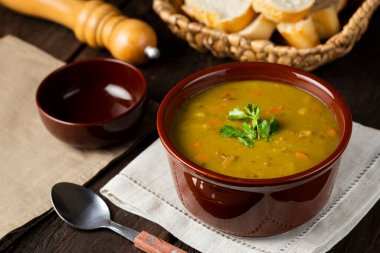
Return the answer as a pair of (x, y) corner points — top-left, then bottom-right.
(0, 0), (379, 252)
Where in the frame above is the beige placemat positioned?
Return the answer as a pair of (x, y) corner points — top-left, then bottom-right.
(101, 123), (380, 253)
(0, 35), (154, 239)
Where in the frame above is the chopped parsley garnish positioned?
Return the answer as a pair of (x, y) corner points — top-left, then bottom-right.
(220, 104), (280, 147)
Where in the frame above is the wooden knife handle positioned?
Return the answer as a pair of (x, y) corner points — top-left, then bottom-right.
(0, 0), (158, 64)
(134, 231), (187, 253)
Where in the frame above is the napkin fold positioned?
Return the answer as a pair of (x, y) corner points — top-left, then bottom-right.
(101, 122), (380, 253)
(0, 36), (155, 240)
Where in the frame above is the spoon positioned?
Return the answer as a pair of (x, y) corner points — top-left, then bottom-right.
(51, 182), (186, 253)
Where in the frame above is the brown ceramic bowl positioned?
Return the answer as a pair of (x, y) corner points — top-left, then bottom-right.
(157, 62), (352, 237)
(36, 58), (147, 148)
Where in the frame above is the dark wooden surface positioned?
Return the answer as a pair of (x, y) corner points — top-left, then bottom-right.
(0, 0), (379, 252)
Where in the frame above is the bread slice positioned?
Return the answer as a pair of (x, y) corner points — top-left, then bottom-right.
(312, 6), (340, 39)
(277, 17), (319, 48)
(182, 4), (217, 28)
(238, 15), (276, 40)
(182, 0), (256, 33)
(252, 0), (315, 23)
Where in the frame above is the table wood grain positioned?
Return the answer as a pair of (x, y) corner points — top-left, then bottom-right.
(0, 0), (379, 252)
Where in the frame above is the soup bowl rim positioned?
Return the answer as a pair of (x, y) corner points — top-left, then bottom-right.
(36, 58), (147, 127)
(157, 62), (352, 187)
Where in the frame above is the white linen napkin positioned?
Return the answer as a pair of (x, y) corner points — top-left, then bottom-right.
(100, 122), (380, 253)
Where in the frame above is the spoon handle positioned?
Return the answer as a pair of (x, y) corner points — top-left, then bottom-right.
(134, 231), (187, 253)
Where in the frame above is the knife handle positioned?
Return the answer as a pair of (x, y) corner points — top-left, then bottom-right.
(134, 231), (187, 253)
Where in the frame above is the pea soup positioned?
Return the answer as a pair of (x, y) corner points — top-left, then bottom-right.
(170, 80), (339, 179)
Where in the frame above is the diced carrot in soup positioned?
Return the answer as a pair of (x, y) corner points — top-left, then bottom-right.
(326, 128), (337, 137)
(207, 119), (220, 128)
(268, 105), (285, 113)
(194, 153), (210, 162)
(310, 104), (321, 113)
(250, 91), (262, 98)
(190, 142), (201, 149)
(295, 152), (310, 160)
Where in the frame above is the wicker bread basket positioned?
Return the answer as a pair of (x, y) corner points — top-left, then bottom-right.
(153, 0), (380, 70)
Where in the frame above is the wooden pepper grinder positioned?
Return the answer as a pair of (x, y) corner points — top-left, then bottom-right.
(0, 0), (159, 64)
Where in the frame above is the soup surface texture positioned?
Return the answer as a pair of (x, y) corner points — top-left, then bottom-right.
(170, 80), (339, 179)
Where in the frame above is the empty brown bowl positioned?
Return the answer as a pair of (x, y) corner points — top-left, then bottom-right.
(36, 58), (147, 148)
(157, 62), (352, 237)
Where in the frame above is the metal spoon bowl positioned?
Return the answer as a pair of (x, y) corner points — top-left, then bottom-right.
(51, 182), (185, 253)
